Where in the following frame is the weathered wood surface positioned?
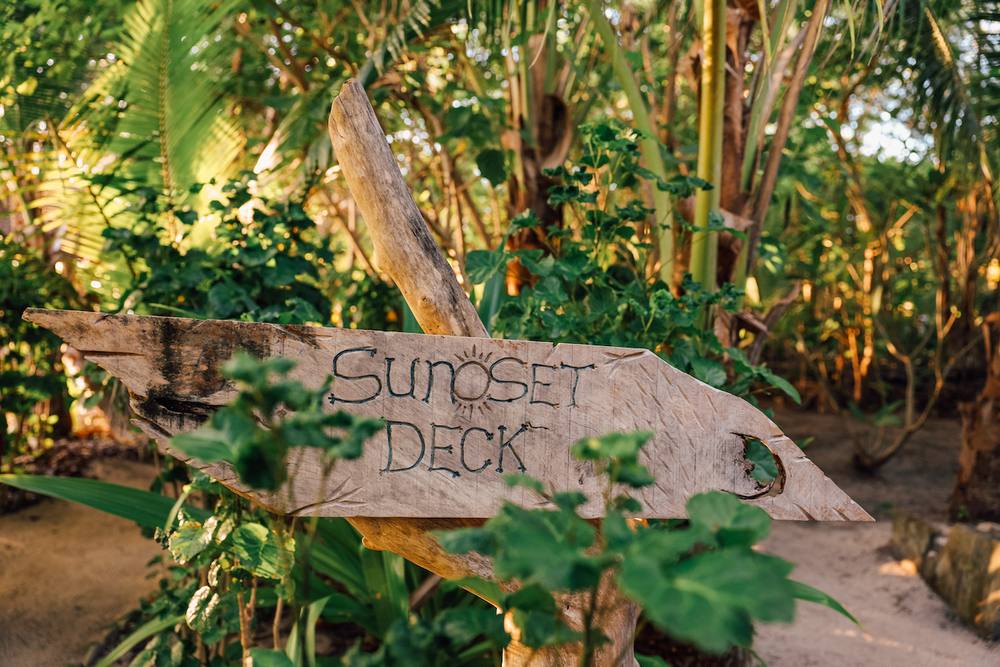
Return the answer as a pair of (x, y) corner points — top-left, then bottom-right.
(329, 78), (489, 339)
(24, 308), (871, 522)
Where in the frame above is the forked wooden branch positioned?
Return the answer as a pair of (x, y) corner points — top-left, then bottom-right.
(331, 77), (640, 667)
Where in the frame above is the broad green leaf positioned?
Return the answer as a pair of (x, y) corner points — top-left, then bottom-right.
(207, 281), (239, 318)
(602, 511), (638, 551)
(233, 436), (288, 492)
(0, 475), (210, 528)
(756, 367), (801, 404)
(725, 346), (753, 374)
(232, 523), (293, 580)
(745, 437), (779, 485)
(516, 251), (555, 277)
(169, 520), (213, 563)
(619, 549), (795, 653)
(585, 286), (617, 317)
(465, 249), (505, 285)
(476, 148), (508, 187)
(690, 356), (727, 388)
(551, 491), (588, 512)
(485, 504), (601, 591)
(505, 582), (556, 613)
(620, 530), (713, 605)
(686, 492), (771, 548)
(533, 276), (568, 303)
(612, 496), (643, 514)
(511, 607), (585, 649)
(186, 585), (221, 633)
(436, 607), (510, 648)
(169, 426), (238, 464)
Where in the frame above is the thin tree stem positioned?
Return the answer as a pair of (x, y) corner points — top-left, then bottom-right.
(690, 0), (727, 297)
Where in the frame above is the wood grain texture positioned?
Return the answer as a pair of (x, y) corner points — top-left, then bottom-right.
(328, 78), (488, 339)
(23, 309), (872, 523)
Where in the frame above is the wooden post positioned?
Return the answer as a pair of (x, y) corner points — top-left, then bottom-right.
(328, 78), (639, 667)
(328, 80), (488, 339)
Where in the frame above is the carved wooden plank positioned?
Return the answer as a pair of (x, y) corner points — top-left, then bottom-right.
(24, 308), (872, 522)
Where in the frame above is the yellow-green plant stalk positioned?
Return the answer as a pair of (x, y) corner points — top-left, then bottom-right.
(690, 0), (726, 299)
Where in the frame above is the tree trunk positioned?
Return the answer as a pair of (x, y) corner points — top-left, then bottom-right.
(951, 338), (1000, 522)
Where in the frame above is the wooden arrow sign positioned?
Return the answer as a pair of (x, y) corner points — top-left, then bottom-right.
(24, 308), (872, 522)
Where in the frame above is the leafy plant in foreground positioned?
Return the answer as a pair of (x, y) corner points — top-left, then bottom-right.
(158, 353), (501, 667)
(1, 352), (508, 666)
(437, 431), (857, 665)
(1, 353), (854, 665)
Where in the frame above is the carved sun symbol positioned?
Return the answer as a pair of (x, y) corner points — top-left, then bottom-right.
(453, 345), (495, 419)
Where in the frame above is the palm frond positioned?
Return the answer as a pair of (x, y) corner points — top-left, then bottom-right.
(3, 0), (247, 267)
(357, 0), (487, 88)
(894, 0), (998, 184)
(75, 0), (244, 197)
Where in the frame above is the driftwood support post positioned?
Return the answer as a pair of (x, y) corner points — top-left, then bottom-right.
(328, 80), (488, 340)
(328, 78), (639, 667)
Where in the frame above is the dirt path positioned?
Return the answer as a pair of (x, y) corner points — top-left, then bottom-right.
(0, 459), (162, 667)
(1, 411), (998, 666)
(756, 520), (999, 666)
(754, 410), (1000, 666)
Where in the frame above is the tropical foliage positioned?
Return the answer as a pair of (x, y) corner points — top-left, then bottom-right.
(1, 0), (998, 662)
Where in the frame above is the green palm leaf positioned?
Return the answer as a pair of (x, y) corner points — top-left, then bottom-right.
(82, 0), (244, 196)
(0, 474), (211, 527)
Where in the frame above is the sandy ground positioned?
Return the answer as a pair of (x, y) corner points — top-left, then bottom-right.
(0, 459), (162, 667)
(755, 521), (999, 666)
(0, 410), (998, 666)
(754, 410), (1000, 666)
